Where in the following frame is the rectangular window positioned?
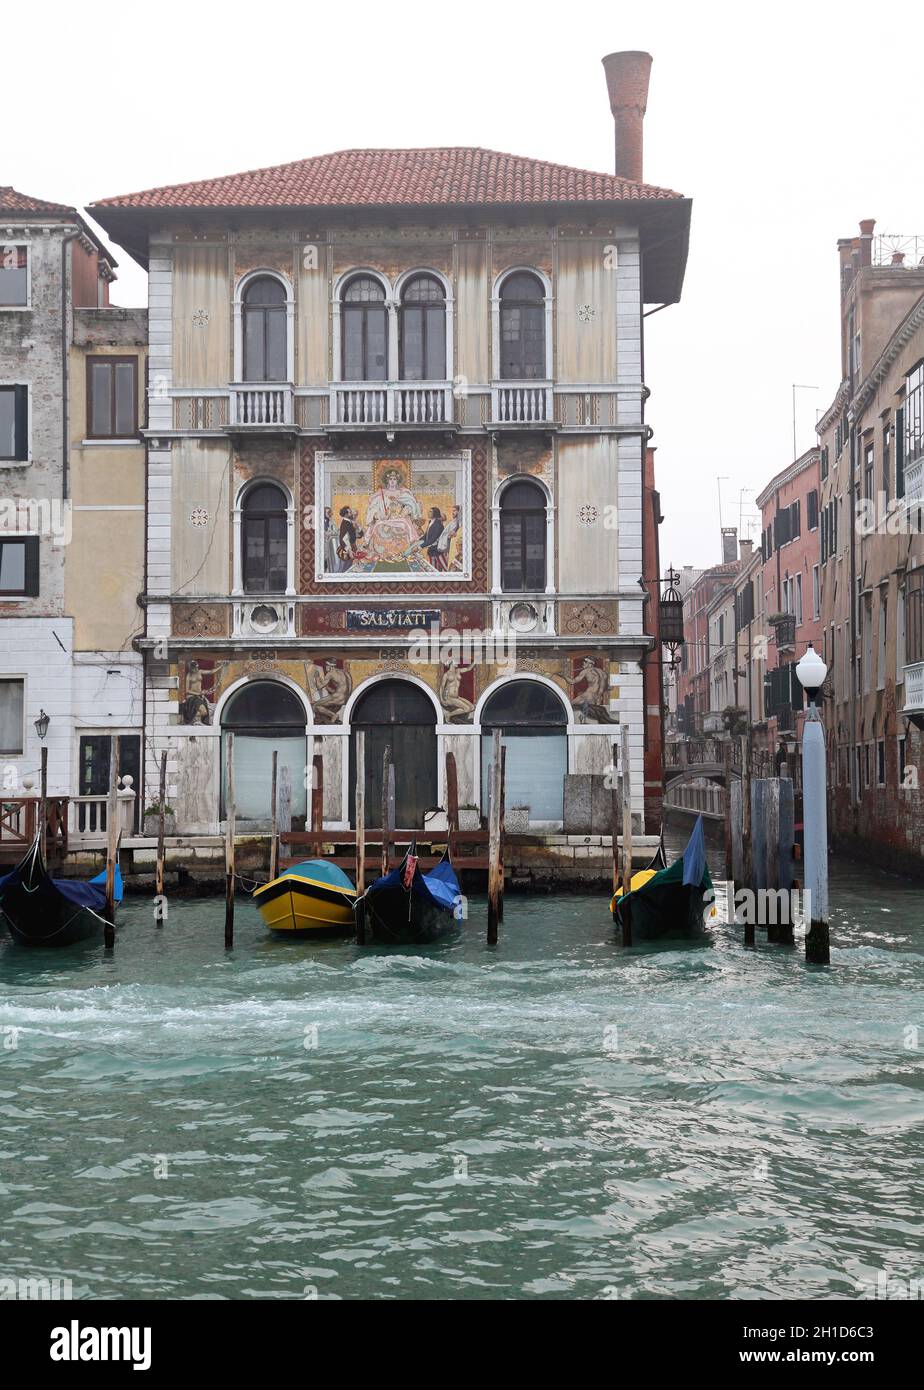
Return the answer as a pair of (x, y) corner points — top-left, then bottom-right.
(807, 489), (819, 530)
(906, 363), (924, 464)
(0, 245), (29, 307)
(896, 586), (906, 683)
(813, 565), (821, 620)
(795, 572), (803, 627)
(0, 678), (25, 754)
(882, 419), (891, 506)
(0, 536), (39, 596)
(877, 739), (885, 787)
(899, 734), (907, 787)
(896, 405), (905, 499)
(0, 384), (29, 461)
(863, 596), (873, 695)
(87, 357), (138, 439)
(864, 441), (875, 500)
(877, 596), (887, 691)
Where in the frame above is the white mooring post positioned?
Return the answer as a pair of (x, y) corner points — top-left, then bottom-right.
(796, 645), (830, 965)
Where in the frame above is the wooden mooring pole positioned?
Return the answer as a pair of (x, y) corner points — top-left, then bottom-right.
(497, 746), (506, 922)
(741, 735), (755, 946)
(269, 750), (279, 882)
(445, 750), (458, 861)
(355, 730), (366, 944)
(311, 749), (324, 834)
(104, 735), (119, 949)
(38, 745), (48, 859)
(620, 724), (633, 947)
(610, 739), (620, 896)
(487, 728), (503, 944)
(155, 750), (167, 905)
(381, 745), (391, 878)
(723, 740), (734, 882)
(224, 732), (235, 949)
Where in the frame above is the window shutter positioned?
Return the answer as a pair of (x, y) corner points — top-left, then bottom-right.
(896, 406), (905, 499)
(14, 385), (29, 460)
(23, 536), (40, 596)
(792, 500), (801, 538)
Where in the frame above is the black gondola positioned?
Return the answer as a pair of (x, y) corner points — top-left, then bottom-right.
(610, 816), (715, 942)
(0, 835), (123, 947)
(354, 841), (462, 945)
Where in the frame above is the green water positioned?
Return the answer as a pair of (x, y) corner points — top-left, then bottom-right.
(1, 850), (922, 1301)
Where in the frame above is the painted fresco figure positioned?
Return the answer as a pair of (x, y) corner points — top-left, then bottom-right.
(419, 507), (445, 566)
(433, 504), (461, 571)
(438, 655), (475, 721)
(565, 657), (615, 723)
(309, 659), (352, 723)
(179, 660), (211, 725)
(337, 507), (363, 571)
(323, 507), (338, 573)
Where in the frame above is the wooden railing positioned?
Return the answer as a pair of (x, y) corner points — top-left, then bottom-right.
(0, 797), (69, 852)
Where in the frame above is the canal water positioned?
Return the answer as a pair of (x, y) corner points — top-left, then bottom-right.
(0, 845), (921, 1301)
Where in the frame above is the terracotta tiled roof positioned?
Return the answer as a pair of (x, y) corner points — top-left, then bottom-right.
(91, 147), (683, 210)
(0, 186), (77, 215)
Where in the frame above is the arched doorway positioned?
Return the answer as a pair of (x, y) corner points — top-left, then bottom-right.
(480, 680), (568, 824)
(349, 680), (437, 828)
(221, 681), (307, 821)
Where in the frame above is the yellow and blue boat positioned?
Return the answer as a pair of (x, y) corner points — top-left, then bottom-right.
(253, 859), (357, 936)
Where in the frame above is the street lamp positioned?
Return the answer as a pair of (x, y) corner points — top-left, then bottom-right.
(34, 709), (50, 741)
(795, 644), (829, 964)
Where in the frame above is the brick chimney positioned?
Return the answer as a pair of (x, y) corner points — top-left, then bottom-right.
(859, 219), (876, 267)
(602, 50), (653, 182)
(739, 538), (754, 561)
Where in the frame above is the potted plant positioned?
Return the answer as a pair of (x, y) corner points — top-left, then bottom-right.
(143, 803), (176, 836)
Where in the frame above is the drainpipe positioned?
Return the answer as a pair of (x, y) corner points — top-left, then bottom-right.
(61, 227), (81, 500)
(848, 417), (858, 820)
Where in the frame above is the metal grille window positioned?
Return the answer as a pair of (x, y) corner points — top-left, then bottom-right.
(0, 245), (28, 306)
(906, 567), (924, 666)
(399, 275), (446, 381)
(342, 276), (387, 381)
(242, 484), (287, 593)
(499, 273), (545, 380)
(906, 363), (924, 463)
(242, 277), (287, 382)
(499, 479), (546, 591)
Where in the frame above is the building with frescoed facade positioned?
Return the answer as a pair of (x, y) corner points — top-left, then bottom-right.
(0, 188), (145, 828)
(90, 51), (691, 836)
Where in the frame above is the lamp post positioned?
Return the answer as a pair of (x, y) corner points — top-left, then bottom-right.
(795, 644), (829, 964)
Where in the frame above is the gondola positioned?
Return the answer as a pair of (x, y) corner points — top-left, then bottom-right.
(252, 859), (357, 936)
(610, 816), (715, 942)
(355, 841), (462, 945)
(0, 834), (123, 947)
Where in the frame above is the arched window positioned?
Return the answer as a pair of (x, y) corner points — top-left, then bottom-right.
(242, 484), (287, 593)
(242, 276), (287, 382)
(342, 275), (387, 381)
(480, 680), (567, 823)
(400, 275), (446, 381)
(221, 680), (307, 821)
(500, 479), (547, 591)
(349, 680), (437, 828)
(499, 272), (545, 380)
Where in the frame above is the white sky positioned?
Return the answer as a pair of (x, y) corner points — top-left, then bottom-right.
(8, 0), (922, 569)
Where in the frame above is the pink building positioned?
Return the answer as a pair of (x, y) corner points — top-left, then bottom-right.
(756, 448), (822, 747)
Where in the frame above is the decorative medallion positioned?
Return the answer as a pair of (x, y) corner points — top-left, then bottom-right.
(562, 601), (617, 636)
(579, 504), (599, 526)
(192, 308), (210, 327)
(190, 507), (210, 527)
(577, 304), (596, 323)
(172, 604), (227, 638)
